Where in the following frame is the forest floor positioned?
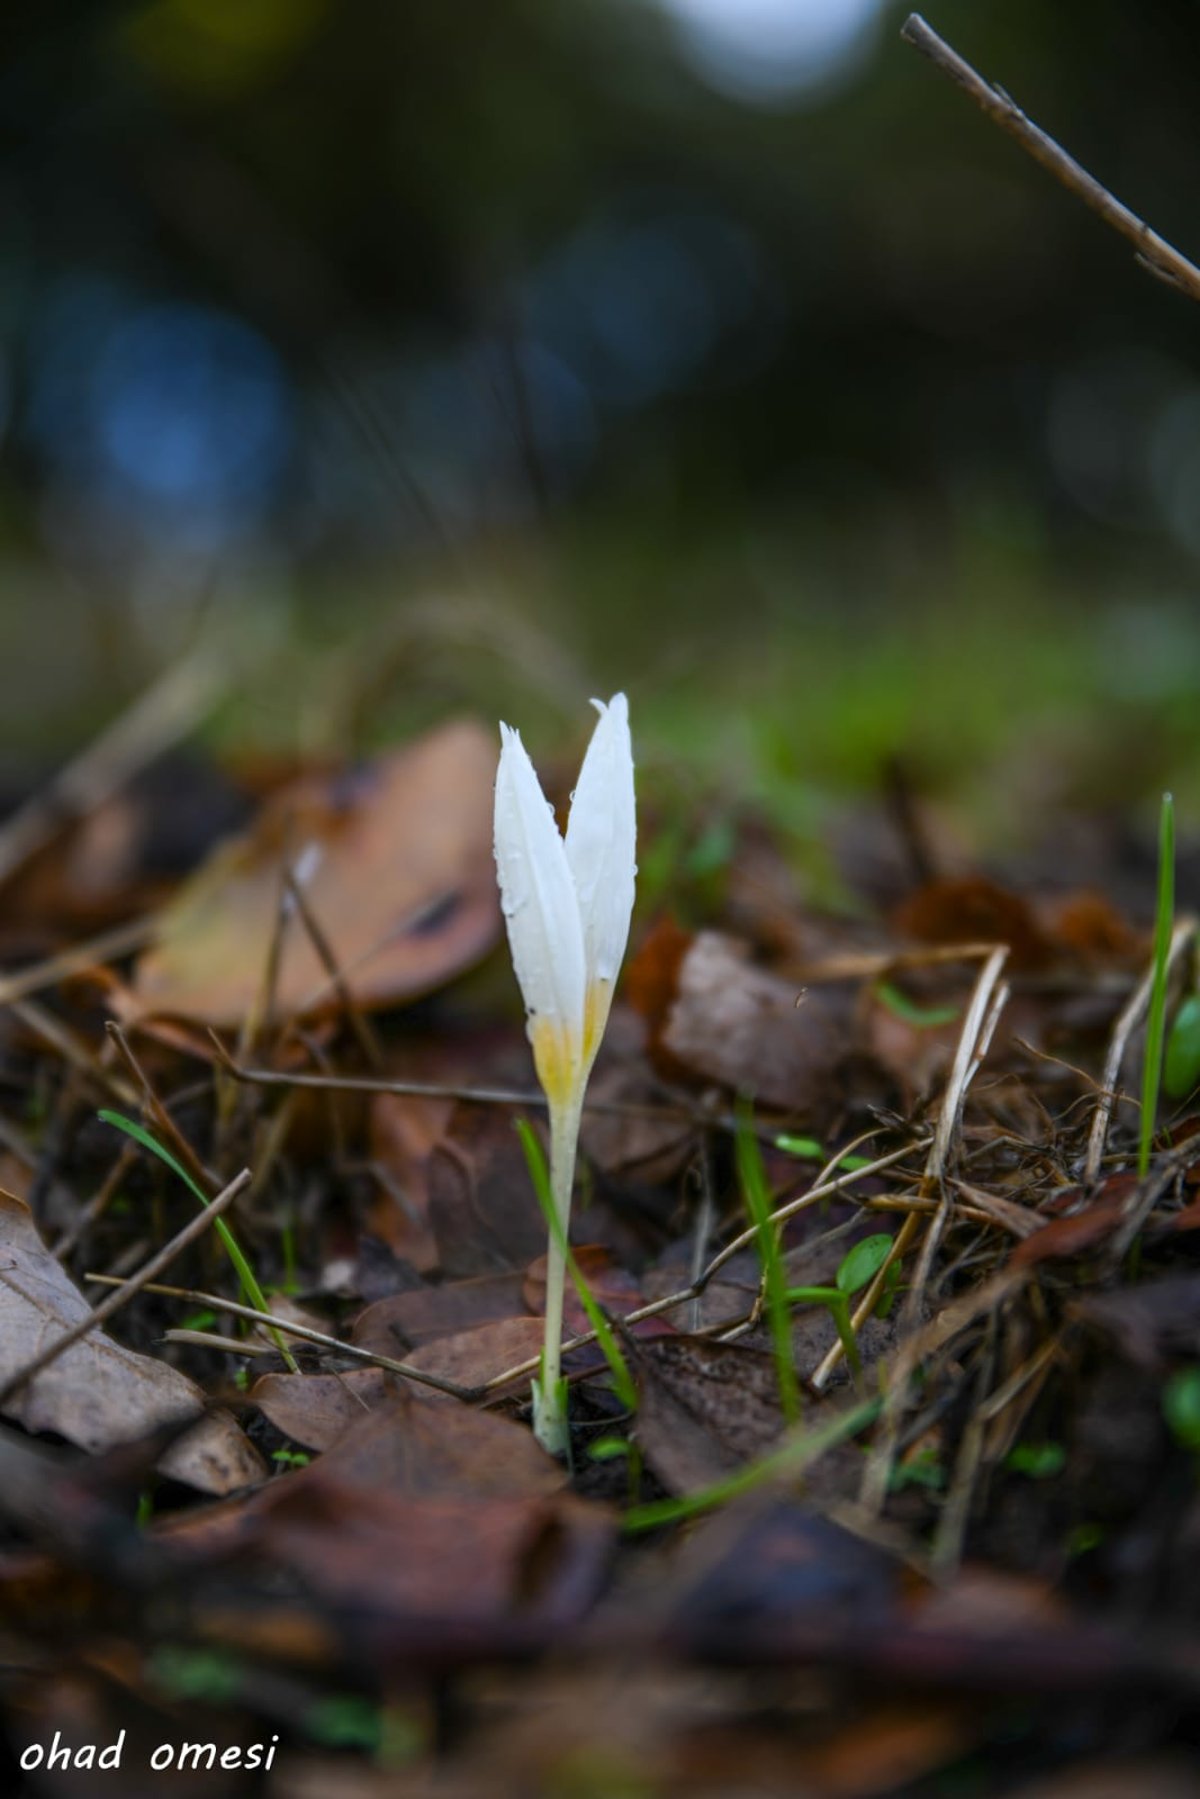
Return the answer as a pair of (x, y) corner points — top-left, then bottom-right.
(1, 673), (1199, 1799)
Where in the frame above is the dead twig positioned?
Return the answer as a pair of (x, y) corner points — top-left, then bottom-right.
(0, 1168), (251, 1407)
(211, 1030), (742, 1132)
(901, 14), (1200, 305)
(82, 1274), (478, 1402)
(105, 1021), (219, 1194)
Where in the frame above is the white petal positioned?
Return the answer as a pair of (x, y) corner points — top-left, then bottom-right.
(494, 724), (587, 1104)
(564, 693), (636, 1063)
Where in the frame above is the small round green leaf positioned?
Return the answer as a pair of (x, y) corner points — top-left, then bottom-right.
(836, 1233), (894, 1295)
(1164, 995), (1200, 1099)
(1163, 1366), (1200, 1451)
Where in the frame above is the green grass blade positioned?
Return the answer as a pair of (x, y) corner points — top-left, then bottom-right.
(736, 1108), (801, 1425)
(516, 1118), (638, 1414)
(1139, 792), (1175, 1180)
(98, 1109), (298, 1371)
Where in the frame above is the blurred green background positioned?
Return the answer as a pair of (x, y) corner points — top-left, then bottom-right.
(3, 0), (1200, 839)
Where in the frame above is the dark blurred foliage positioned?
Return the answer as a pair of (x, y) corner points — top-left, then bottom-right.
(3, 0), (1200, 767)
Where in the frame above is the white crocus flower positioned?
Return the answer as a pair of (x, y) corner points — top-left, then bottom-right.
(494, 694), (636, 1455)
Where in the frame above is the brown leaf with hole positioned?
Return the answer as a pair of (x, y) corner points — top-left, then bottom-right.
(643, 930), (849, 1114)
(124, 720), (500, 1025)
(427, 1106), (546, 1277)
(0, 1189), (262, 1493)
(629, 1333), (786, 1494)
(365, 1090), (456, 1269)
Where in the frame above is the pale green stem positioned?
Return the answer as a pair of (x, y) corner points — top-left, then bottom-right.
(532, 1092), (583, 1457)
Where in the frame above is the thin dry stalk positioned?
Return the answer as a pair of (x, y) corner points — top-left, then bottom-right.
(281, 863), (384, 1069)
(53, 1142), (140, 1261)
(1083, 917), (1195, 1186)
(810, 946), (1009, 1393)
(935, 1333), (1064, 1573)
(0, 652), (224, 893)
(0, 917), (158, 1012)
(12, 999), (138, 1107)
(859, 1267), (1029, 1515)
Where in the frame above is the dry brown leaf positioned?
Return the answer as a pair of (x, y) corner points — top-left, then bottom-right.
(251, 1368), (389, 1450)
(1010, 1199), (1128, 1267)
(125, 720), (500, 1025)
(578, 1052), (695, 1184)
(401, 1316), (548, 1389)
(257, 1480), (614, 1640)
(1047, 890), (1141, 964)
(523, 1246), (656, 1342)
(354, 1272), (528, 1352)
(892, 875), (1050, 970)
(0, 1189), (262, 1494)
(254, 1378), (566, 1498)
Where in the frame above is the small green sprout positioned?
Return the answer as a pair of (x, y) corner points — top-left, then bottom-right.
(1163, 1366), (1200, 1453)
(786, 1233), (895, 1391)
(587, 1435), (633, 1462)
(1005, 1441), (1066, 1480)
(737, 1110), (801, 1424)
(874, 981), (960, 1028)
(888, 1445), (944, 1492)
(774, 1134), (874, 1172)
(271, 1448), (311, 1469)
(1165, 994), (1200, 1100)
